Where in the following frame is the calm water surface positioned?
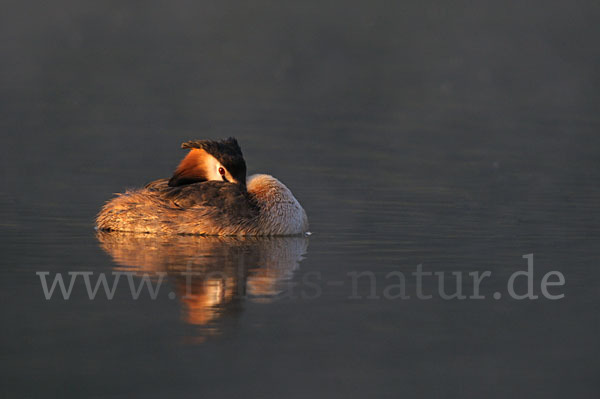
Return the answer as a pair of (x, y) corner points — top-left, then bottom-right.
(1, 1), (599, 398)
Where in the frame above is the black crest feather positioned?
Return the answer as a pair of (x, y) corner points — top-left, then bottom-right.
(169, 137), (247, 187)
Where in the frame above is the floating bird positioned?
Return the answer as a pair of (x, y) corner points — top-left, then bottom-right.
(96, 138), (308, 235)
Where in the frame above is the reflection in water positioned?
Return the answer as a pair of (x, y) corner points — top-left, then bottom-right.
(96, 232), (308, 339)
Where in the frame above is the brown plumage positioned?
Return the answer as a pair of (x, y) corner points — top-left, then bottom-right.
(96, 138), (308, 236)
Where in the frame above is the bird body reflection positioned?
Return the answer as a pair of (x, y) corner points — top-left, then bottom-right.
(96, 138), (309, 235)
(96, 232), (308, 339)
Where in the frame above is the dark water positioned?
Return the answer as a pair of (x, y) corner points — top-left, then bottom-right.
(2, 1), (600, 397)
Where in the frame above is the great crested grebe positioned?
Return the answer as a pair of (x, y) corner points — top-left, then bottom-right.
(96, 138), (308, 235)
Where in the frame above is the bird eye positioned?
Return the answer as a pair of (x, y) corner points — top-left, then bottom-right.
(218, 167), (225, 175)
